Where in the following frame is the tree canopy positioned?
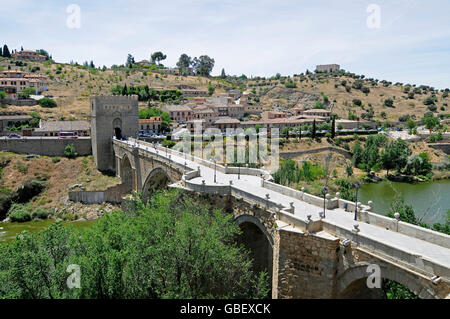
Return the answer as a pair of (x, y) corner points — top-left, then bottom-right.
(192, 55), (215, 76)
(151, 51), (167, 65)
(0, 190), (270, 299)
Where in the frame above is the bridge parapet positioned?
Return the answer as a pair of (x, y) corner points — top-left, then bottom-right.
(323, 220), (450, 280)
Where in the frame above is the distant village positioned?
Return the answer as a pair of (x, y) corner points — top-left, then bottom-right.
(0, 51), (377, 139)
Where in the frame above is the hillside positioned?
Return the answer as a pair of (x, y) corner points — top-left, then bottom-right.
(246, 73), (449, 123)
(0, 152), (120, 221)
(0, 57), (449, 124)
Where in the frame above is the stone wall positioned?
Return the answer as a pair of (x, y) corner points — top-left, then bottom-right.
(0, 137), (92, 156)
(428, 143), (450, 155)
(69, 183), (128, 204)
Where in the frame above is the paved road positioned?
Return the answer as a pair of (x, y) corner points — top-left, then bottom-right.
(122, 138), (450, 277)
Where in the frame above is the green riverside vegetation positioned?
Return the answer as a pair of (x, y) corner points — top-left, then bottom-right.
(0, 189), (270, 299)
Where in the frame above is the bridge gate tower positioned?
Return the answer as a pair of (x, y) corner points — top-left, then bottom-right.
(90, 95), (138, 172)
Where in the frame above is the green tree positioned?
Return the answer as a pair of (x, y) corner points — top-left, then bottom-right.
(331, 118), (336, 139)
(0, 190), (270, 299)
(2, 45), (11, 58)
(208, 85), (215, 96)
(423, 114), (440, 133)
(18, 88), (36, 99)
(381, 139), (412, 174)
(38, 97), (57, 108)
(192, 55), (215, 76)
(176, 53), (192, 70)
(151, 51), (167, 65)
(220, 68), (226, 78)
(352, 142), (363, 167)
(126, 54), (135, 68)
(311, 119), (316, 138)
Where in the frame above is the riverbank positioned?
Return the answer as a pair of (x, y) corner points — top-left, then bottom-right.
(0, 218), (97, 243)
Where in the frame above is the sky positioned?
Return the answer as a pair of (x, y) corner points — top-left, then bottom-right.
(2, 0), (450, 89)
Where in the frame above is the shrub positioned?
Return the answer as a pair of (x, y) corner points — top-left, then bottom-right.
(428, 104), (437, 112)
(352, 99), (362, 106)
(423, 96), (434, 106)
(284, 81), (297, 88)
(162, 140), (176, 148)
(362, 86), (370, 94)
(31, 208), (50, 220)
(8, 203), (32, 222)
(52, 156), (61, 163)
(64, 144), (78, 158)
(38, 97), (57, 108)
(384, 98), (394, 107)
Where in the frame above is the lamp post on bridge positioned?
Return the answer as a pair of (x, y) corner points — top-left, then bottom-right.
(322, 186), (327, 219)
(214, 158), (217, 183)
(354, 182), (360, 221)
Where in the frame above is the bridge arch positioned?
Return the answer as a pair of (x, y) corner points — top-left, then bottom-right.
(120, 154), (135, 193)
(337, 262), (436, 299)
(235, 214), (274, 285)
(142, 167), (174, 203)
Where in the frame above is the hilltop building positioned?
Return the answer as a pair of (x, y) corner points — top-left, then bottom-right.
(315, 64), (340, 73)
(12, 49), (47, 62)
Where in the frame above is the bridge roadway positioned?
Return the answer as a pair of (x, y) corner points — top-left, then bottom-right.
(121, 138), (450, 280)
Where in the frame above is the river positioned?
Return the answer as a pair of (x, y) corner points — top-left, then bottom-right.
(359, 179), (450, 225)
(1, 180), (449, 242)
(0, 219), (97, 243)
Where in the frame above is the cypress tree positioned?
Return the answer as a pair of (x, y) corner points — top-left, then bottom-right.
(122, 84), (128, 96)
(0, 47), (2, 57)
(3, 45), (11, 58)
(331, 118), (336, 139)
(312, 119), (316, 138)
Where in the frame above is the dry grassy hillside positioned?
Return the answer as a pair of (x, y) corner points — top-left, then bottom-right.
(0, 58), (232, 120)
(0, 152), (120, 220)
(247, 73), (449, 123)
(1, 57), (448, 124)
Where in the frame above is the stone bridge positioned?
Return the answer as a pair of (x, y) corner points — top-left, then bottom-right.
(112, 137), (450, 299)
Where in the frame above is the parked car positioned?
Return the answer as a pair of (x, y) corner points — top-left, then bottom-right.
(7, 133), (21, 138)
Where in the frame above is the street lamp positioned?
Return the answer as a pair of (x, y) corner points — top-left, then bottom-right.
(214, 158), (217, 183)
(354, 182), (360, 221)
(238, 165), (240, 180)
(322, 186), (327, 219)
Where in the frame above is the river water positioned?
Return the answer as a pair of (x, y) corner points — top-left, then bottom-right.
(359, 179), (450, 225)
(0, 219), (97, 243)
(1, 180), (449, 242)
